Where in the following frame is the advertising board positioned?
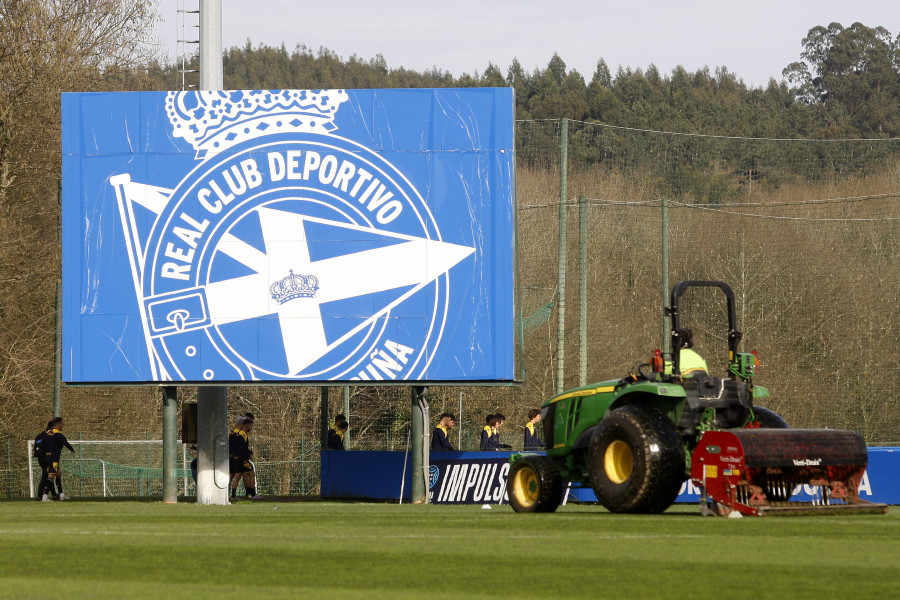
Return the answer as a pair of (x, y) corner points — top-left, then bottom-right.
(322, 448), (900, 505)
(62, 89), (515, 383)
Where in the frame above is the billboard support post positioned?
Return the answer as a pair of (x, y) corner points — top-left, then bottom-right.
(197, 386), (229, 503)
(198, 0), (222, 90)
(194, 0), (228, 506)
(162, 386), (178, 503)
(410, 386), (428, 504)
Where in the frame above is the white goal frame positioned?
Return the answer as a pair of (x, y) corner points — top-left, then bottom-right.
(27, 439), (192, 498)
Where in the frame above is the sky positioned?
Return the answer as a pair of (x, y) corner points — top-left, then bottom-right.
(153, 0), (899, 88)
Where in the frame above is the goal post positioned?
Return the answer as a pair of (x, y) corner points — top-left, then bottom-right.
(27, 439), (195, 498)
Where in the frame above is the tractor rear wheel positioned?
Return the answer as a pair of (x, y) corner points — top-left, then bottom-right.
(753, 406), (789, 429)
(753, 406), (791, 500)
(507, 455), (563, 513)
(589, 405), (685, 514)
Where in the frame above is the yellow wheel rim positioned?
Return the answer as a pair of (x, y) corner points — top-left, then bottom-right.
(512, 465), (540, 508)
(604, 440), (633, 484)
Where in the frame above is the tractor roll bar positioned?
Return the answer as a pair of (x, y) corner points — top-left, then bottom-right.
(665, 280), (742, 378)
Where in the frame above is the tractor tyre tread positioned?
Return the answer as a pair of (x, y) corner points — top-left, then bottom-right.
(507, 455), (563, 513)
(589, 405), (685, 514)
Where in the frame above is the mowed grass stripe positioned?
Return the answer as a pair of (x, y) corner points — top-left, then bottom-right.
(0, 502), (896, 600)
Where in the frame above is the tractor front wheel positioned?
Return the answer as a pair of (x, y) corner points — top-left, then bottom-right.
(589, 405), (685, 514)
(507, 455), (563, 513)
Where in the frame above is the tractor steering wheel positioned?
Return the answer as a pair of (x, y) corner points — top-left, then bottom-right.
(636, 362), (654, 380)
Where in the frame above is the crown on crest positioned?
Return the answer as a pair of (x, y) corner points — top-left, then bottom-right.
(270, 270), (320, 304)
(166, 90), (349, 158)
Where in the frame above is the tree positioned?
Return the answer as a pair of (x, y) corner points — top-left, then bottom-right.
(481, 62), (506, 87)
(0, 0), (160, 437)
(0, 0), (159, 201)
(783, 22), (900, 135)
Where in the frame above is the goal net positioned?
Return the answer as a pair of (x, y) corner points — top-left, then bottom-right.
(27, 439), (196, 498)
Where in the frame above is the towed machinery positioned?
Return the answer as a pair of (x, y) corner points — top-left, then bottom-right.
(507, 281), (886, 517)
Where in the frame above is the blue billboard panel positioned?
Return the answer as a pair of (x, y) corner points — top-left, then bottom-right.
(62, 89), (515, 383)
(323, 449), (900, 505)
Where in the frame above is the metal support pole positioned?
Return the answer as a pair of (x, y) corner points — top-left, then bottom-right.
(555, 118), (569, 395)
(458, 391), (463, 449)
(199, 0), (223, 90)
(54, 278), (62, 418)
(8, 439), (13, 498)
(195, 0), (228, 506)
(342, 386), (350, 449)
(182, 444), (188, 496)
(320, 387), (330, 449)
(410, 386), (429, 504)
(196, 386), (229, 504)
(54, 178), (62, 418)
(196, 391), (225, 503)
(662, 197), (671, 357)
(578, 196), (588, 387)
(162, 387), (178, 503)
(513, 140), (525, 384)
(28, 441), (34, 498)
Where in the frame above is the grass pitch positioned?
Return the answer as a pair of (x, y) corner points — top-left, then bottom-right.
(0, 500), (896, 599)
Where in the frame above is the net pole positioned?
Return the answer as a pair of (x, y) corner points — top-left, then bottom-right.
(555, 118), (569, 395)
(661, 197), (671, 357)
(54, 281), (62, 418)
(513, 118), (524, 382)
(27, 441), (34, 498)
(79, 432), (83, 496)
(182, 443), (188, 496)
(342, 386), (350, 449)
(320, 387), (329, 449)
(458, 391), (462, 449)
(54, 179), (62, 418)
(578, 196), (587, 387)
(162, 386), (178, 503)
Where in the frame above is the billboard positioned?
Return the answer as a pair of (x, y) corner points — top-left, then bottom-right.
(62, 89), (515, 383)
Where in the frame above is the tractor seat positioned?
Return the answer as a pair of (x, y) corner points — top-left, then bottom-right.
(687, 372), (723, 399)
(679, 372), (752, 431)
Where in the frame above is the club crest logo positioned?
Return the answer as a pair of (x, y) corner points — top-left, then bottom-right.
(429, 465), (440, 489)
(110, 90), (475, 382)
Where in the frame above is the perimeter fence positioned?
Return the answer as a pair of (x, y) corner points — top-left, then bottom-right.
(4, 118), (900, 498)
(528, 118), (900, 447)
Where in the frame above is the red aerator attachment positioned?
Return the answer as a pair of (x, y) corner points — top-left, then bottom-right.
(691, 429), (888, 516)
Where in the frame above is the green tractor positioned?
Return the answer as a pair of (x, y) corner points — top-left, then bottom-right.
(508, 280), (881, 516)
